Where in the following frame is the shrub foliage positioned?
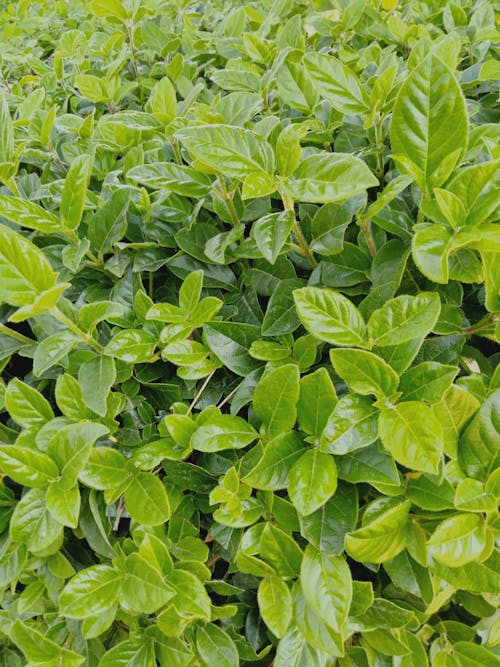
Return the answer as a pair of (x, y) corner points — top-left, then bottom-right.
(0, 0), (499, 665)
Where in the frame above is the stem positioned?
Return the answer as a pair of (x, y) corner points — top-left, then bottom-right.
(360, 220), (377, 257)
(126, 21), (140, 79)
(50, 307), (103, 352)
(218, 177), (240, 227)
(374, 116), (385, 179)
(0, 323), (35, 345)
(187, 370), (216, 414)
(281, 192), (317, 268)
(6, 177), (21, 196)
(217, 379), (245, 410)
(462, 312), (499, 336)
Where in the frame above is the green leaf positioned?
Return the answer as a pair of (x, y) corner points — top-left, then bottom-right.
(79, 446), (128, 490)
(77, 355), (116, 417)
(99, 639), (156, 667)
(458, 390), (500, 480)
(321, 394), (379, 454)
(204, 322), (262, 376)
(258, 575), (292, 638)
(303, 52), (370, 115)
(282, 153), (378, 203)
(91, 0), (128, 20)
(432, 553), (500, 594)
(0, 223), (58, 307)
(298, 367), (337, 437)
(104, 329), (157, 363)
(293, 287), (367, 347)
(447, 160), (500, 227)
(33, 330), (78, 376)
(166, 569), (211, 621)
(330, 348), (400, 399)
(251, 210), (295, 265)
(124, 472), (170, 525)
(191, 414), (258, 452)
(288, 450), (337, 516)
(262, 278), (303, 336)
(427, 514), (490, 567)
(128, 162), (211, 197)
(259, 522), (303, 577)
(0, 93), (15, 164)
(46, 481), (81, 528)
(253, 364), (300, 438)
(87, 189), (130, 256)
(60, 564), (122, 618)
(10, 620), (84, 666)
(47, 421), (109, 488)
(0, 445), (59, 487)
(176, 124), (274, 178)
(10, 488), (63, 554)
(196, 624), (239, 667)
(345, 500), (411, 563)
(5, 378), (54, 429)
(60, 154), (93, 230)
(148, 76), (177, 124)
(390, 54), (468, 191)
(367, 293), (441, 347)
(0, 195), (61, 233)
(299, 482), (358, 555)
(300, 545), (352, 632)
(398, 362), (458, 403)
(379, 402), (443, 473)
(120, 553), (174, 613)
(412, 223), (453, 283)
(243, 431), (305, 490)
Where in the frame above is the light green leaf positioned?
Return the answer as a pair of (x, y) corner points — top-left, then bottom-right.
(345, 500), (411, 563)
(60, 154), (93, 230)
(5, 378), (54, 429)
(321, 394), (379, 454)
(258, 575), (292, 638)
(282, 153), (378, 203)
(127, 162), (211, 197)
(330, 348), (400, 399)
(447, 160), (500, 227)
(120, 553), (174, 613)
(10, 488), (63, 554)
(293, 287), (367, 347)
(10, 620), (84, 666)
(298, 367), (337, 437)
(0, 223), (58, 306)
(78, 355), (116, 416)
(458, 390), (500, 480)
(367, 293), (441, 347)
(191, 414), (258, 452)
(391, 54), (468, 191)
(253, 364), (300, 438)
(399, 362), (458, 403)
(104, 329), (157, 363)
(60, 564), (122, 618)
(48, 421), (109, 488)
(0, 445), (58, 487)
(427, 514), (490, 567)
(252, 210), (295, 265)
(166, 569), (211, 621)
(148, 76), (177, 124)
(259, 522), (303, 578)
(46, 481), (81, 528)
(243, 431), (305, 490)
(196, 624), (239, 667)
(300, 544), (352, 632)
(176, 124), (275, 178)
(303, 52), (370, 115)
(379, 402), (444, 473)
(288, 450), (338, 516)
(99, 639), (156, 667)
(0, 195), (61, 233)
(124, 472), (170, 525)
